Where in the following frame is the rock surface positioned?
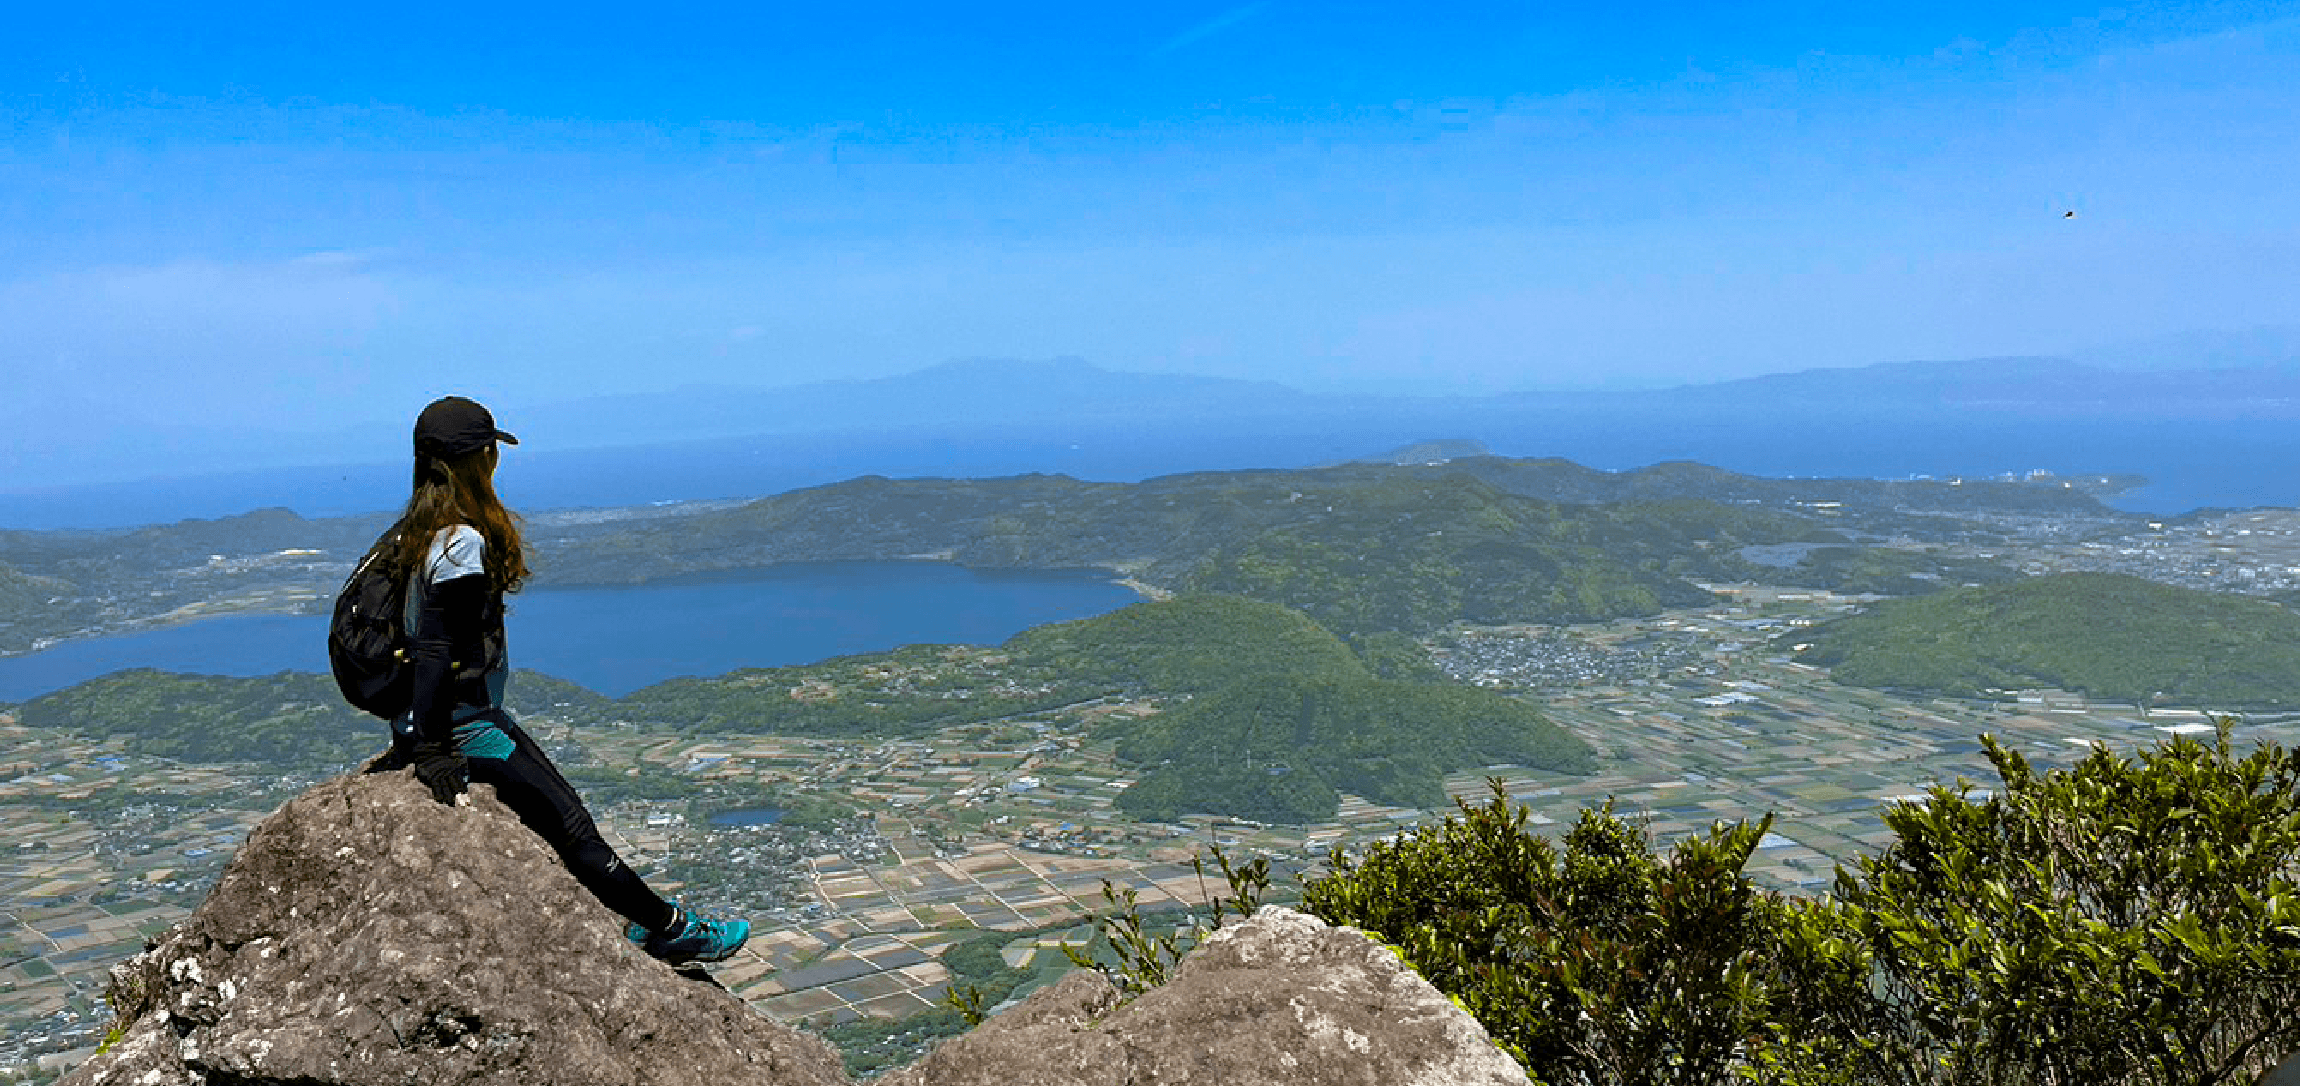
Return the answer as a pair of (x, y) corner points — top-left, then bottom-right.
(63, 768), (1527, 1086)
(880, 905), (1529, 1086)
(62, 769), (851, 1086)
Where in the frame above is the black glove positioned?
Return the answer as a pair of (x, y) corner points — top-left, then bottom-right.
(409, 742), (469, 806)
(366, 717), (421, 774)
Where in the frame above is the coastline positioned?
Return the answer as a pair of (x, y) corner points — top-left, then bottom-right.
(1110, 575), (1173, 602)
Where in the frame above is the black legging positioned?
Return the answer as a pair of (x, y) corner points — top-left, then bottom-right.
(461, 710), (676, 933)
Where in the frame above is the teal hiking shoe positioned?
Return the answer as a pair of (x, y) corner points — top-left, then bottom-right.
(635, 904), (749, 965)
(626, 899), (685, 949)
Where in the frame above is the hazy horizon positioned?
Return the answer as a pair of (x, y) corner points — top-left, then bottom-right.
(14, 343), (2300, 502)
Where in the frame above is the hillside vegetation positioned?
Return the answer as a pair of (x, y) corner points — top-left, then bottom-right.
(551, 467), (1866, 635)
(1112, 675), (1594, 824)
(16, 669), (381, 769)
(621, 595), (1369, 737)
(14, 596), (1592, 823)
(595, 595), (1596, 822)
(0, 561), (76, 632)
(0, 457), (2063, 653)
(1790, 572), (2300, 706)
(1005, 594), (1371, 690)
(1749, 544), (2023, 596)
(617, 642), (1100, 736)
(15, 668), (606, 772)
(1282, 727), (2300, 1084)
(1173, 490), (1727, 633)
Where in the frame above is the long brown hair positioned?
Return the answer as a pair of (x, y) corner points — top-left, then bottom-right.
(389, 444), (531, 593)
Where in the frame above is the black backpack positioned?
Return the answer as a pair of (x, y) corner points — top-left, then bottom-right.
(330, 522), (415, 719)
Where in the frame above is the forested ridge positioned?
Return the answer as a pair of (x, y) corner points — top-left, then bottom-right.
(544, 468), (1903, 635)
(1790, 571), (2300, 706)
(1112, 674), (1594, 823)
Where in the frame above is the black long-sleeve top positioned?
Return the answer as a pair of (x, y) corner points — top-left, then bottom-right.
(402, 525), (507, 746)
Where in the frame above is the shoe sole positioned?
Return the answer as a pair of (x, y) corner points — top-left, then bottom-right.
(648, 928), (749, 966)
(655, 943), (744, 966)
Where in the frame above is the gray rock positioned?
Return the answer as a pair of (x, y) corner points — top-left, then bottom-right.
(62, 769), (1526, 1086)
(62, 769), (851, 1086)
(881, 905), (1529, 1086)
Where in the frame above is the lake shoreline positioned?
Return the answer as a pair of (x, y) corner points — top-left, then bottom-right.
(0, 559), (1162, 664)
(0, 561), (1148, 703)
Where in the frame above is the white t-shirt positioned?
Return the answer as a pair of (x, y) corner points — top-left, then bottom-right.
(422, 524), (487, 587)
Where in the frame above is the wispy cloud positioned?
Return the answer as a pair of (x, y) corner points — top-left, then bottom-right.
(1150, 2), (1267, 58)
(2116, 11), (2300, 58)
(286, 249), (394, 276)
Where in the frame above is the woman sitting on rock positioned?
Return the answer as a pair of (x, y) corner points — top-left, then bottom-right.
(370, 395), (749, 966)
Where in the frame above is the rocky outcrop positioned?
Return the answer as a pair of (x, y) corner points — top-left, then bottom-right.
(880, 905), (1530, 1086)
(63, 770), (851, 1086)
(63, 769), (1527, 1086)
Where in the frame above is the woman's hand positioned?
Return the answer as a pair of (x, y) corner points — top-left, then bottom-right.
(409, 742), (470, 806)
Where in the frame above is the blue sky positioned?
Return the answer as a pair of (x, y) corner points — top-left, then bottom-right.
(6, 1), (2300, 477)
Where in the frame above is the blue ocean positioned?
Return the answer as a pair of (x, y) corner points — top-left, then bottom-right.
(3, 410), (2291, 533)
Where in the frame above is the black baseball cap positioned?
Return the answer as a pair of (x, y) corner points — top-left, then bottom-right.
(414, 396), (520, 459)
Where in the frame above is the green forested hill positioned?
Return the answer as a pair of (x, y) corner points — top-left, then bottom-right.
(552, 467), (1852, 635)
(1111, 675), (1595, 824)
(1749, 545), (2021, 596)
(15, 668), (607, 771)
(1173, 491), (1727, 634)
(17, 669), (382, 770)
(0, 561), (76, 633)
(617, 595), (1369, 736)
(616, 642), (1101, 736)
(1020, 596), (1593, 825)
(1450, 455), (2118, 516)
(1790, 572), (2300, 706)
(1005, 594), (1369, 691)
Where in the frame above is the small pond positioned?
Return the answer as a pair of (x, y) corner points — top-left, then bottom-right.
(706, 808), (786, 827)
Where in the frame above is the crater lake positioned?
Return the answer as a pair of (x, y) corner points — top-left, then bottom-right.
(0, 561), (1143, 704)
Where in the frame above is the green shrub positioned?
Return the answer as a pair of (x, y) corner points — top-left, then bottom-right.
(1792, 724), (2300, 1085)
(1300, 779), (1787, 1084)
(1051, 846), (1275, 1007)
(971, 729), (2300, 1086)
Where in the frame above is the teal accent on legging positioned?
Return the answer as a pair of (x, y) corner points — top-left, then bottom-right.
(452, 717), (515, 761)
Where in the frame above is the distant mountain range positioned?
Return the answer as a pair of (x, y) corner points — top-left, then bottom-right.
(18, 351), (2300, 528)
(39, 352), (2300, 485)
(526, 355), (2300, 447)
(1619, 356), (2300, 414)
